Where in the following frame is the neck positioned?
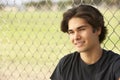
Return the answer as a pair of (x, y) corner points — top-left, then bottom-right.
(80, 46), (103, 65)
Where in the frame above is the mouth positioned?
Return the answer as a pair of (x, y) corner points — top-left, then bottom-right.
(74, 41), (85, 47)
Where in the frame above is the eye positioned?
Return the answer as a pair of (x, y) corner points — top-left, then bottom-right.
(78, 27), (86, 31)
(68, 30), (74, 34)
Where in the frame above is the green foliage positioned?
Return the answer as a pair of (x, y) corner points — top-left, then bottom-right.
(24, 0), (120, 10)
(0, 4), (4, 10)
(57, 1), (72, 10)
(24, 1), (53, 9)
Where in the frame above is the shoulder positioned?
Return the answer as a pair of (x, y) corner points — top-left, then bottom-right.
(57, 51), (79, 69)
(104, 49), (120, 69)
(103, 49), (120, 60)
(63, 51), (79, 60)
(59, 51), (79, 64)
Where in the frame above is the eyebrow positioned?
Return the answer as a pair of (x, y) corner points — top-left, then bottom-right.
(77, 26), (86, 29)
(68, 25), (87, 32)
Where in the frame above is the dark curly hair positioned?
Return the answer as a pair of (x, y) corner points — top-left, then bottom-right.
(61, 5), (107, 43)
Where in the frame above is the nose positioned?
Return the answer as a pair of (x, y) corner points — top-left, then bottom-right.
(74, 31), (81, 40)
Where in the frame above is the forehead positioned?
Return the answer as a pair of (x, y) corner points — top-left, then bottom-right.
(68, 17), (90, 30)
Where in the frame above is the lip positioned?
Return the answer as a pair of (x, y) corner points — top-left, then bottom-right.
(74, 41), (85, 47)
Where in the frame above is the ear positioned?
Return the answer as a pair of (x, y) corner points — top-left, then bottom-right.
(96, 27), (101, 36)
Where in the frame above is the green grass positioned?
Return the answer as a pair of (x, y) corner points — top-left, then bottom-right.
(0, 10), (120, 64)
(0, 11), (73, 65)
(0, 11), (71, 80)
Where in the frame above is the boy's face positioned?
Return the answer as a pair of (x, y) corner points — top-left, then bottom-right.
(68, 17), (101, 53)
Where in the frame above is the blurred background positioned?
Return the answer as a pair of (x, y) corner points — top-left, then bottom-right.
(0, 0), (120, 80)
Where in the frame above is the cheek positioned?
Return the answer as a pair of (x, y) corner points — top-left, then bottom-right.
(85, 32), (98, 43)
(82, 32), (93, 41)
(69, 36), (74, 43)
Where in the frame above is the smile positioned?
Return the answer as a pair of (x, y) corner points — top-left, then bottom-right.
(74, 41), (85, 47)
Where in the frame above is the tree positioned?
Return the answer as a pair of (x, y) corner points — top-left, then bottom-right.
(24, 0), (52, 10)
(0, 4), (4, 10)
(73, 0), (120, 6)
(57, 1), (72, 10)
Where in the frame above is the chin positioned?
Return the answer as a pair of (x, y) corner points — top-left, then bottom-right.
(76, 48), (87, 53)
(77, 49), (84, 52)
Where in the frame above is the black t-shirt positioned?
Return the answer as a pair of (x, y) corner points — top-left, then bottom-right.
(50, 49), (120, 80)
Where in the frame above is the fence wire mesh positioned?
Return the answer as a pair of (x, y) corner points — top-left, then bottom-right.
(0, 0), (120, 80)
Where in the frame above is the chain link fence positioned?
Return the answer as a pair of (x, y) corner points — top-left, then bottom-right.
(0, 0), (120, 80)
